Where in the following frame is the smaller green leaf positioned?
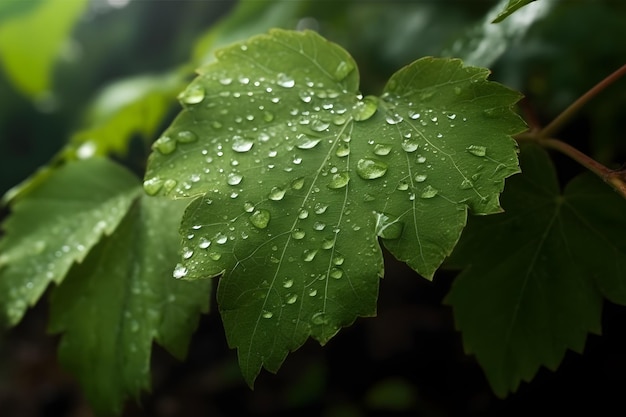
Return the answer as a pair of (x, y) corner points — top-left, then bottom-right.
(445, 144), (615, 396)
(493, 0), (538, 23)
(0, 159), (140, 326)
(48, 195), (210, 416)
(0, 0), (88, 97)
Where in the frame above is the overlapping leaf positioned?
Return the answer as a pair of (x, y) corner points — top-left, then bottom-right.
(144, 29), (525, 384)
(49, 194), (211, 416)
(445, 144), (626, 396)
(0, 159), (140, 326)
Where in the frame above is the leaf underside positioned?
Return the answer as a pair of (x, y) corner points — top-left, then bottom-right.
(145, 28), (525, 385)
(446, 144), (626, 396)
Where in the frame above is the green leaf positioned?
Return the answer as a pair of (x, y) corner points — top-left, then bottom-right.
(145, 29), (524, 385)
(48, 195), (210, 416)
(445, 144), (625, 397)
(0, 159), (140, 327)
(0, 0), (88, 98)
(442, 0), (552, 67)
(493, 0), (538, 23)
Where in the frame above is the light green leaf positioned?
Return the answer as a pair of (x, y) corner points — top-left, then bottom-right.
(445, 144), (618, 397)
(0, 0), (88, 97)
(442, 0), (554, 67)
(0, 159), (140, 327)
(145, 29), (524, 384)
(493, 0), (538, 23)
(48, 195), (210, 416)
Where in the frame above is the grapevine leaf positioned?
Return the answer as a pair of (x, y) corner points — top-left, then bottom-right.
(0, 0), (88, 98)
(442, 0), (553, 67)
(445, 144), (626, 397)
(0, 159), (140, 327)
(144, 29), (524, 384)
(493, 0), (538, 23)
(48, 194), (211, 416)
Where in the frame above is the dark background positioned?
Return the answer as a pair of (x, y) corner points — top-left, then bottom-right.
(1, 1), (626, 416)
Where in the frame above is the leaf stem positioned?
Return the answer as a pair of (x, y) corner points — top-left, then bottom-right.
(539, 63), (626, 139)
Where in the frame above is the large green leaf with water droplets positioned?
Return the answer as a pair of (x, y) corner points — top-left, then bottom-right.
(144, 29), (525, 384)
(445, 144), (626, 396)
(0, 159), (140, 327)
(49, 194), (211, 416)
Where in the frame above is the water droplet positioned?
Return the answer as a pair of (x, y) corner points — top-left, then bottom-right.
(244, 201), (255, 212)
(176, 130), (198, 144)
(335, 143), (350, 157)
(263, 111), (274, 122)
(153, 135), (176, 155)
(327, 172), (350, 189)
(291, 177), (305, 190)
(374, 144), (392, 156)
(173, 263), (188, 279)
(314, 203), (328, 214)
(292, 229), (306, 239)
(334, 60), (355, 81)
(374, 212), (403, 239)
(414, 174), (427, 183)
(227, 173), (243, 185)
(163, 179), (177, 194)
(231, 137), (254, 152)
(250, 209), (271, 229)
(385, 113), (403, 125)
(401, 139), (418, 153)
(276, 72), (295, 88)
(286, 293), (298, 304)
(420, 185), (438, 199)
(143, 177), (164, 195)
(296, 134), (321, 149)
(311, 311), (328, 324)
(333, 255), (345, 265)
(467, 145), (487, 157)
(283, 278), (294, 289)
(198, 237), (211, 249)
(298, 209), (309, 219)
(308, 288), (318, 297)
(397, 181), (409, 191)
(313, 222), (326, 231)
(322, 236), (336, 249)
(219, 77), (232, 85)
(416, 155), (426, 164)
(356, 158), (388, 180)
(446, 113), (457, 120)
(353, 95), (378, 121)
(408, 110), (420, 120)
(330, 267), (343, 279)
(179, 84), (205, 104)
(211, 121), (223, 129)
(303, 249), (318, 262)
(180, 247), (193, 259)
(268, 186), (286, 201)
(209, 252), (221, 261)
(262, 310), (273, 319)
(310, 119), (330, 132)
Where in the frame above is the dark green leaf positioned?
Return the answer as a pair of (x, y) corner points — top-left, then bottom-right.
(48, 194), (211, 416)
(0, 159), (140, 327)
(445, 144), (626, 396)
(145, 29), (524, 385)
(493, 0), (538, 23)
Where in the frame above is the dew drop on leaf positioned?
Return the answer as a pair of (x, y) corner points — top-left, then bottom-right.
(250, 209), (271, 229)
(414, 174), (427, 183)
(298, 209), (309, 219)
(291, 177), (305, 190)
(243, 201), (255, 212)
(311, 311), (328, 324)
(283, 278), (294, 289)
(163, 179), (177, 194)
(179, 84), (205, 104)
(182, 247), (194, 259)
(286, 293), (298, 304)
(302, 249), (318, 262)
(333, 255), (345, 265)
(291, 228), (306, 239)
(385, 113), (403, 125)
(327, 172), (350, 189)
(352, 95), (378, 121)
(330, 267), (343, 279)
(173, 263), (188, 279)
(374, 144), (392, 156)
(262, 310), (273, 319)
(268, 186), (286, 201)
(313, 222), (326, 231)
(310, 119), (330, 132)
(335, 143), (350, 157)
(308, 289), (318, 297)
(296, 134), (322, 149)
(176, 130), (198, 144)
(153, 135), (177, 155)
(227, 173), (243, 186)
(314, 203), (328, 214)
(401, 139), (418, 153)
(467, 145), (487, 157)
(198, 237), (211, 249)
(231, 137), (254, 152)
(143, 177), (164, 195)
(420, 185), (439, 199)
(356, 158), (388, 180)
(333, 60), (355, 81)
(276, 72), (295, 88)
(408, 110), (420, 120)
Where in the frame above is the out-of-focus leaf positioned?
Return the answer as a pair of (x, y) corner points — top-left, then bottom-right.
(0, 159), (140, 326)
(442, 0), (555, 67)
(493, 0), (538, 23)
(445, 144), (626, 396)
(145, 29), (524, 384)
(49, 195), (210, 416)
(0, 0), (89, 98)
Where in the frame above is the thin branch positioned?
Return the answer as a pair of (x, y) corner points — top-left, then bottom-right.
(539, 63), (626, 139)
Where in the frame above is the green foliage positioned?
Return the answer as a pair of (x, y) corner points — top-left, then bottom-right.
(1, 1), (625, 415)
(145, 29), (524, 385)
